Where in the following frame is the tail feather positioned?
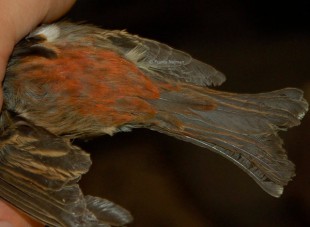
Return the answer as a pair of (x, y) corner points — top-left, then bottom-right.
(151, 85), (308, 197)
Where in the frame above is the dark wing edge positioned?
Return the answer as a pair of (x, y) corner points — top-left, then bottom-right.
(0, 111), (132, 227)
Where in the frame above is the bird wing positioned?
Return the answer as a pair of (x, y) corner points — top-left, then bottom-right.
(20, 22), (226, 87)
(102, 30), (226, 86)
(0, 111), (132, 227)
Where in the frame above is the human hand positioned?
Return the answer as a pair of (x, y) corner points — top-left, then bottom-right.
(0, 1), (76, 226)
(0, 0), (76, 109)
(0, 201), (43, 227)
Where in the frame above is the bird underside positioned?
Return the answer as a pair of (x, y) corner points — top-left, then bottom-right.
(0, 21), (308, 226)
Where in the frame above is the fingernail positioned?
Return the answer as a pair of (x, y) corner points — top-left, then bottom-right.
(0, 221), (13, 227)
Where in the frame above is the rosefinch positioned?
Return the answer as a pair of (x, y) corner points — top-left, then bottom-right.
(0, 22), (308, 226)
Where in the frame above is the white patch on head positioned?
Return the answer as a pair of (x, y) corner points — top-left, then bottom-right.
(101, 126), (118, 136)
(28, 24), (60, 42)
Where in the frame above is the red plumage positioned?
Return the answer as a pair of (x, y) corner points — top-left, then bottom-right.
(0, 22), (308, 226)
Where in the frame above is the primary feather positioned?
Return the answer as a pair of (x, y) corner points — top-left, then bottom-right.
(0, 22), (308, 226)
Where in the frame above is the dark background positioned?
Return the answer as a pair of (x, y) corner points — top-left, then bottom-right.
(66, 1), (310, 226)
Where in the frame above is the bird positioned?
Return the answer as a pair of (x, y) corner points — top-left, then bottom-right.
(0, 21), (308, 226)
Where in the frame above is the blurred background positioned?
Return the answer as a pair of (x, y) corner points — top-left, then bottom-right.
(66, 1), (309, 226)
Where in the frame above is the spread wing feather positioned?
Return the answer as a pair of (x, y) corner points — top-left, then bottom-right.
(0, 111), (132, 227)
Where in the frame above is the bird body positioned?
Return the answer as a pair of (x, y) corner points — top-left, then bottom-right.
(0, 22), (308, 226)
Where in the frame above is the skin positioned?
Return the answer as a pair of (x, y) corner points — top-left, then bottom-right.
(0, 1), (76, 226)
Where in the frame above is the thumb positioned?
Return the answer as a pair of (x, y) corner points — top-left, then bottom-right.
(0, 200), (44, 227)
